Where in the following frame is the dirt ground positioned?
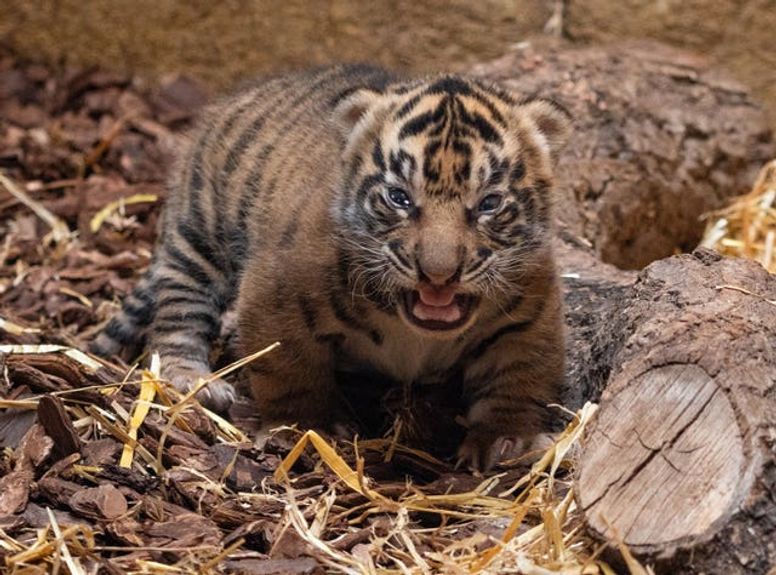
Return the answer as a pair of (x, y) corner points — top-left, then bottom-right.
(2, 0), (776, 129)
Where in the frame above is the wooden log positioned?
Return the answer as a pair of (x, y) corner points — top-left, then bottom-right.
(559, 247), (776, 573)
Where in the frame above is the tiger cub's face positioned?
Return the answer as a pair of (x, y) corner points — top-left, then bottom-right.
(334, 76), (571, 337)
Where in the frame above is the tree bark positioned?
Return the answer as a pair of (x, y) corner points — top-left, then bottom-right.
(558, 246), (776, 573)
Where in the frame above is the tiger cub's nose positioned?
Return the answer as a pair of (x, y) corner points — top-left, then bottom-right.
(419, 265), (460, 286)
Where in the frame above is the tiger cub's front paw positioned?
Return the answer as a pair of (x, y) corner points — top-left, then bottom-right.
(457, 429), (556, 472)
(253, 420), (358, 455)
(165, 367), (236, 413)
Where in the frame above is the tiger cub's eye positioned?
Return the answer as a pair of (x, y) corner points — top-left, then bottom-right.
(386, 187), (413, 209)
(477, 193), (504, 214)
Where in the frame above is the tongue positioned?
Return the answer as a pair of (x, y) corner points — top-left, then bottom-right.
(417, 285), (457, 307)
(413, 285), (461, 323)
(413, 299), (462, 323)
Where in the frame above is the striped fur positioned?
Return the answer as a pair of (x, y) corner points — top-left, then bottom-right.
(92, 65), (572, 469)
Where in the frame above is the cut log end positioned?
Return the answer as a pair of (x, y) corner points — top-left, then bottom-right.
(577, 363), (751, 556)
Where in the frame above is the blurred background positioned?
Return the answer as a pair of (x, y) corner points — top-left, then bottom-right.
(1, 0), (775, 129)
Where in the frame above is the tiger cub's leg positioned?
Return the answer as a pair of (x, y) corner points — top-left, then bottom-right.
(147, 243), (236, 412)
(459, 305), (565, 470)
(91, 268), (158, 361)
(245, 339), (348, 441)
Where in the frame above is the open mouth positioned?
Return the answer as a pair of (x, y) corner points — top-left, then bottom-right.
(401, 285), (477, 331)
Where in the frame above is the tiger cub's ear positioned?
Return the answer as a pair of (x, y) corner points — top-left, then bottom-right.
(333, 88), (384, 135)
(518, 99), (573, 164)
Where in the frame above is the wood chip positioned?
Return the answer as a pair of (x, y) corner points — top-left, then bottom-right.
(69, 484), (128, 521)
(38, 395), (82, 460)
(0, 468), (33, 515)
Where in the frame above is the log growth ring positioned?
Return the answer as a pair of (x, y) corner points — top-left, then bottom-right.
(577, 363), (750, 553)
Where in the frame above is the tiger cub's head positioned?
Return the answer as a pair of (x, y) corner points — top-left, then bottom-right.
(333, 75), (571, 337)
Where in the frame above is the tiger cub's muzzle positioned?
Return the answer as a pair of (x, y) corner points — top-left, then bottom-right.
(399, 282), (479, 333)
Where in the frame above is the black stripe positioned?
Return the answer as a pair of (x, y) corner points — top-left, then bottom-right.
(428, 76), (472, 96)
(458, 107), (501, 144)
(532, 179), (551, 224)
(504, 224), (531, 241)
(452, 139), (472, 156)
(340, 155), (364, 204)
(102, 318), (138, 344)
(122, 298), (154, 326)
(188, 145), (205, 193)
(502, 293), (524, 315)
(186, 146), (207, 230)
(486, 234), (514, 248)
(186, 93), (261, 226)
(131, 283), (154, 304)
(328, 64), (395, 107)
(355, 173), (384, 201)
(422, 139), (442, 183)
(510, 160), (526, 183)
(393, 80), (423, 95)
(394, 93), (423, 120)
(156, 277), (210, 298)
(364, 197), (403, 233)
(241, 172), (279, 251)
(472, 92), (507, 128)
(164, 245), (216, 291)
(516, 190), (537, 225)
(298, 296), (317, 331)
(495, 203), (520, 226)
(177, 220), (222, 272)
(388, 149), (417, 181)
(156, 294), (210, 307)
(468, 320), (535, 360)
(399, 110), (437, 139)
(399, 103), (446, 140)
(372, 141), (386, 171)
(315, 332), (346, 350)
(464, 257), (487, 277)
(224, 69), (350, 248)
(467, 86), (507, 127)
(387, 240), (412, 269)
(222, 113), (270, 179)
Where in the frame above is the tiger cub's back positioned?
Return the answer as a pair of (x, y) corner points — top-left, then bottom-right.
(171, 64), (397, 273)
(93, 65), (396, 408)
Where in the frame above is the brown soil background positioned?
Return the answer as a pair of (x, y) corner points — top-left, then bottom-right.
(2, 0), (775, 129)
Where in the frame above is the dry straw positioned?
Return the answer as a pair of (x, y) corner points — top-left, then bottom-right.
(702, 159), (776, 272)
(0, 338), (647, 573)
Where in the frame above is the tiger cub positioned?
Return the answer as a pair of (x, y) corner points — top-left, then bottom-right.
(93, 64), (571, 470)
